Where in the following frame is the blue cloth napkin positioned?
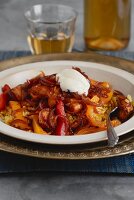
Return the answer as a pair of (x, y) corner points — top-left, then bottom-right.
(0, 51), (134, 174)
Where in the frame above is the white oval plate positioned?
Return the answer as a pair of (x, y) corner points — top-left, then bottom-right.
(0, 60), (134, 145)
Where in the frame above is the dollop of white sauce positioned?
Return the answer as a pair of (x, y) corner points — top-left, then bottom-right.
(56, 69), (90, 96)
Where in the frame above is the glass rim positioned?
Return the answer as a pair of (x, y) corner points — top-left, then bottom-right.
(24, 3), (78, 24)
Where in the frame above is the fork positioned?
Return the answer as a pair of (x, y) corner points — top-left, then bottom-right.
(106, 107), (119, 147)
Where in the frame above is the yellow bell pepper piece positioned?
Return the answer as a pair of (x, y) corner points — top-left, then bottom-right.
(9, 101), (21, 111)
(32, 115), (47, 134)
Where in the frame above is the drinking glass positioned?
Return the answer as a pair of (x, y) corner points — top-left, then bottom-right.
(25, 4), (77, 54)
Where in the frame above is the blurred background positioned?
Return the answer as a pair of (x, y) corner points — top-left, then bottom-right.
(0, 0), (134, 51)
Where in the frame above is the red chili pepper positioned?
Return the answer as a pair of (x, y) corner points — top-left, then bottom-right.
(2, 84), (11, 93)
(0, 93), (7, 111)
(56, 99), (68, 136)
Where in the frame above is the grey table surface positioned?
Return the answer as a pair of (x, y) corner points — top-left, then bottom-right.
(0, 0), (134, 200)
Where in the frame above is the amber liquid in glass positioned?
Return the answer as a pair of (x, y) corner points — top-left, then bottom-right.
(84, 0), (131, 50)
(27, 32), (74, 54)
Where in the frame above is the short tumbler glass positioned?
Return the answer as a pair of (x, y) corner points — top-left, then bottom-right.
(25, 4), (77, 54)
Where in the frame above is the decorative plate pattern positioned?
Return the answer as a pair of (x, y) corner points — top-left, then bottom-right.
(0, 131), (134, 159)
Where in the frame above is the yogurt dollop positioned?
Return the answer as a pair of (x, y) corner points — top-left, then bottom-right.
(56, 69), (90, 96)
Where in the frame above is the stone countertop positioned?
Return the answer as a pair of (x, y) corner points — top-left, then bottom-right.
(0, 0), (134, 51)
(0, 172), (134, 200)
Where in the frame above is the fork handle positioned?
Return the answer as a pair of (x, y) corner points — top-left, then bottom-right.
(107, 117), (119, 147)
(107, 115), (119, 147)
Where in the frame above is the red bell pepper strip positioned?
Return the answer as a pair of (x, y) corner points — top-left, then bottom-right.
(0, 93), (7, 111)
(56, 99), (66, 116)
(56, 99), (68, 136)
(2, 84), (11, 93)
(0, 84), (10, 111)
(56, 117), (67, 136)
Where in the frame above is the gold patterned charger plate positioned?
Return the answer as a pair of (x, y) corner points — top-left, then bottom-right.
(0, 52), (134, 159)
